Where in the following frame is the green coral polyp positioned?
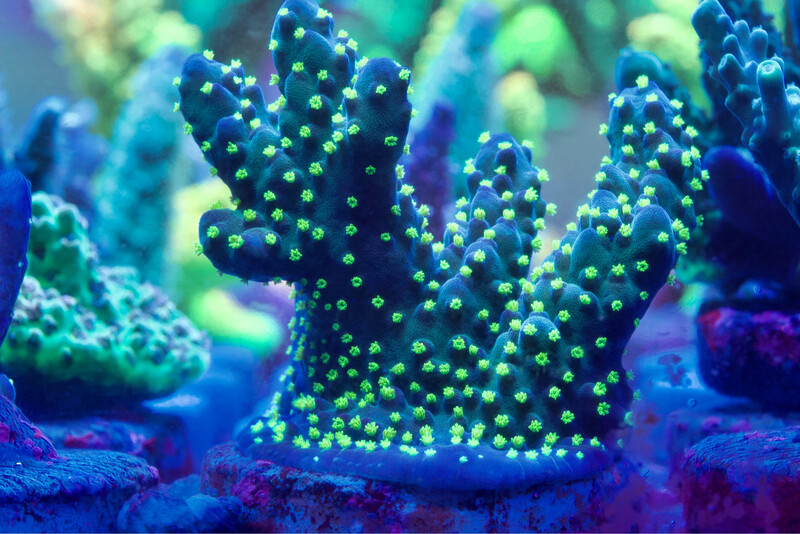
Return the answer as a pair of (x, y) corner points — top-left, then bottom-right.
(179, 0), (701, 491)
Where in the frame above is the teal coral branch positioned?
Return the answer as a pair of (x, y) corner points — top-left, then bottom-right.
(94, 46), (192, 287)
(179, 0), (702, 490)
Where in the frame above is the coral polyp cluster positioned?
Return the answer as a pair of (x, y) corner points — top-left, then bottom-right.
(179, 0), (702, 489)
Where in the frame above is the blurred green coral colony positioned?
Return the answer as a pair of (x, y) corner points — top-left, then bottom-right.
(0, 193), (210, 404)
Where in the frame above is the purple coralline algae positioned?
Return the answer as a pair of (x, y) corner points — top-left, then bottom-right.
(200, 441), (634, 532)
(697, 306), (800, 407)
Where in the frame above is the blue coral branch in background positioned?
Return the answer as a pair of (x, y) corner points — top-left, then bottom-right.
(409, 1), (501, 198)
(1, 93), (106, 222)
(402, 102), (457, 239)
(11, 98), (63, 193)
(694, 0), (800, 228)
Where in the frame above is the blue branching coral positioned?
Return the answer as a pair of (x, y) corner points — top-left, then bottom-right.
(1, 95), (106, 222)
(10, 99), (63, 194)
(402, 102), (456, 240)
(694, 0), (800, 229)
(616, 1), (800, 296)
(178, 0), (702, 490)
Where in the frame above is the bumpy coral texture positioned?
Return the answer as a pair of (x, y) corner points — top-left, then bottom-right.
(179, 0), (702, 489)
(0, 193), (210, 407)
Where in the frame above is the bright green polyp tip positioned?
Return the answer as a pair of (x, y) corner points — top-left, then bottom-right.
(228, 235), (243, 249)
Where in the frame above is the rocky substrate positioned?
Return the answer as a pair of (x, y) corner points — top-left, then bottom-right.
(682, 427), (800, 532)
(0, 449), (158, 532)
(37, 409), (192, 483)
(201, 442), (636, 533)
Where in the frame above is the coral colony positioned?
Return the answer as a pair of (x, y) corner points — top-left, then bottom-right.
(5, 0), (800, 530)
(1, 192), (209, 407)
(179, 0), (701, 490)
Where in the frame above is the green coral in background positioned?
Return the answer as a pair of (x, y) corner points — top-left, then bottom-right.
(496, 71), (546, 157)
(493, 3), (581, 89)
(92, 46), (194, 289)
(322, 0), (437, 65)
(412, 0), (706, 161)
(30, 0), (201, 135)
(0, 193), (210, 410)
(169, 179), (286, 356)
(626, 0), (707, 107)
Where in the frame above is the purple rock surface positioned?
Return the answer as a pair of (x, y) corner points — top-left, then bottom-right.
(697, 305), (800, 408)
(683, 427), (800, 532)
(200, 442), (635, 533)
(0, 393), (159, 531)
(667, 404), (800, 487)
(37, 409), (193, 483)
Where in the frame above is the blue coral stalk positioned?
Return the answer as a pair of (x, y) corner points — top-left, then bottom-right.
(11, 98), (64, 193)
(403, 102), (456, 239)
(0, 169), (31, 347)
(409, 1), (501, 188)
(179, 0), (702, 490)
